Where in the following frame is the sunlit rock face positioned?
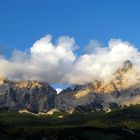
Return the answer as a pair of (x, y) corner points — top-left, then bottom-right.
(0, 79), (4, 85)
(88, 60), (136, 94)
(75, 60), (138, 95)
(14, 80), (46, 89)
(0, 80), (57, 112)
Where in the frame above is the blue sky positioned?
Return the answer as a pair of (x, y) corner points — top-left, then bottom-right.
(0, 0), (140, 56)
(0, 0), (140, 89)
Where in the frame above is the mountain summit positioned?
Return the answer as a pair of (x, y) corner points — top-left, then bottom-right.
(0, 80), (56, 112)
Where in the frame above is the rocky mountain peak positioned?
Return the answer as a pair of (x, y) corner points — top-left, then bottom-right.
(92, 60), (135, 94)
(0, 80), (57, 112)
(14, 80), (49, 89)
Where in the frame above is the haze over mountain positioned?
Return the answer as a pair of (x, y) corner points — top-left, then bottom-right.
(0, 60), (140, 113)
(56, 60), (140, 112)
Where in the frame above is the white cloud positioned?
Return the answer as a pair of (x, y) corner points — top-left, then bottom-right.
(66, 39), (139, 84)
(0, 35), (140, 85)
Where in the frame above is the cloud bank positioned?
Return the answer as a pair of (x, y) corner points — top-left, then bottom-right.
(0, 34), (140, 85)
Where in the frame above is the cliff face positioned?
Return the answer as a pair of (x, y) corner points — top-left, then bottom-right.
(0, 80), (57, 112)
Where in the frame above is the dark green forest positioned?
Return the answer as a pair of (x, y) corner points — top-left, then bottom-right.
(1, 105), (140, 140)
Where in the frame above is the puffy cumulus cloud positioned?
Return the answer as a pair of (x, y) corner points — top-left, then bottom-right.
(66, 39), (139, 84)
(28, 35), (77, 83)
(84, 39), (103, 54)
(0, 35), (140, 85)
(0, 35), (78, 83)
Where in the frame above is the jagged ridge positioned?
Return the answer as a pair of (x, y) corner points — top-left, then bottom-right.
(0, 60), (140, 113)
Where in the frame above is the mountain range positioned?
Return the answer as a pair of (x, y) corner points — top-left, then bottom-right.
(0, 60), (140, 113)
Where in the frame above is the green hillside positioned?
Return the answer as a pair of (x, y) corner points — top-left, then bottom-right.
(1, 105), (140, 140)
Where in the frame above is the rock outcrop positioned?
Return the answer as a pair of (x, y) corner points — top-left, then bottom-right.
(0, 80), (57, 112)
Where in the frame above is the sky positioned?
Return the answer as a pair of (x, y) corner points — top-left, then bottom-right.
(0, 0), (140, 54)
(0, 0), (140, 90)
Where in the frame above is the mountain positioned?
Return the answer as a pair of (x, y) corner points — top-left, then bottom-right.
(55, 60), (140, 112)
(0, 80), (56, 112)
(0, 60), (140, 113)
